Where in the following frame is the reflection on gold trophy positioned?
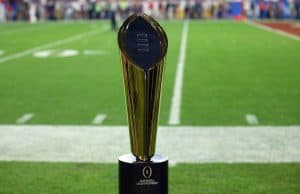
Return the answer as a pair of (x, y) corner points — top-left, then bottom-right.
(118, 14), (168, 161)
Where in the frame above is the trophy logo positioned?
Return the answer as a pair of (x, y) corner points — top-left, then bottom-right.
(143, 166), (152, 179)
(142, 166), (152, 179)
(118, 13), (168, 194)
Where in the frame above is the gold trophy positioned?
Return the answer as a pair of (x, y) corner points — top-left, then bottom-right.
(118, 14), (168, 194)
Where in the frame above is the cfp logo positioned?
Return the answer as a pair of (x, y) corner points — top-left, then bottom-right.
(142, 166), (152, 179)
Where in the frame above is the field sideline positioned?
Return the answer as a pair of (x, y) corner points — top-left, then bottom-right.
(1, 125), (300, 163)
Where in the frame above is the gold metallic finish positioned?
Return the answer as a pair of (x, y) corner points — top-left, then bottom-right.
(118, 14), (168, 161)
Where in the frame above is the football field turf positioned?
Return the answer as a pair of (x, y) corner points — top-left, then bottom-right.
(0, 21), (300, 125)
(0, 20), (300, 193)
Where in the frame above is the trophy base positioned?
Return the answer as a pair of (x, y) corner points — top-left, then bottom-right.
(119, 154), (168, 194)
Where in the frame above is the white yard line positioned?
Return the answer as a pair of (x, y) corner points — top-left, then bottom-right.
(245, 114), (259, 125)
(246, 20), (300, 42)
(168, 20), (189, 125)
(0, 27), (108, 64)
(16, 113), (34, 124)
(92, 114), (107, 125)
(0, 125), (299, 163)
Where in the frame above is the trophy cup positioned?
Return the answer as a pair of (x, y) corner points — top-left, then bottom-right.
(118, 14), (168, 194)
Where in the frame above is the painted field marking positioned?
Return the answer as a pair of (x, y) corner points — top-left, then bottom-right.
(0, 27), (108, 64)
(33, 50), (53, 58)
(83, 50), (109, 55)
(245, 114), (259, 125)
(57, 49), (79, 58)
(246, 20), (300, 42)
(16, 113), (34, 124)
(0, 125), (299, 163)
(33, 49), (108, 58)
(168, 20), (189, 125)
(169, 161), (177, 167)
(92, 114), (107, 125)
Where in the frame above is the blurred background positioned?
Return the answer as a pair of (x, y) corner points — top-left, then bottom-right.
(0, 0), (300, 23)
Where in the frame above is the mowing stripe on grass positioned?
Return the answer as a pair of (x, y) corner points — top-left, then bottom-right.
(0, 27), (108, 64)
(0, 24), (49, 35)
(0, 125), (299, 163)
(92, 114), (107, 125)
(168, 20), (189, 125)
(246, 20), (300, 42)
(245, 114), (259, 125)
(16, 113), (34, 124)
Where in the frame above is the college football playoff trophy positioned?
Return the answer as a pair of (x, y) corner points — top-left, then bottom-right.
(118, 14), (168, 194)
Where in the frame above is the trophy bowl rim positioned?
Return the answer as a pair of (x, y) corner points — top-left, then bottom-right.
(119, 153), (168, 164)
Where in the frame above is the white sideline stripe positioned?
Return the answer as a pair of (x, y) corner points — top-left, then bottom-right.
(169, 161), (177, 167)
(246, 114), (259, 125)
(0, 125), (300, 163)
(246, 20), (300, 42)
(0, 27), (108, 64)
(16, 114), (34, 124)
(92, 114), (107, 125)
(168, 20), (189, 125)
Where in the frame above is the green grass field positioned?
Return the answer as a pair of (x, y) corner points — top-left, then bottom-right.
(1, 21), (299, 125)
(0, 162), (299, 194)
(0, 20), (300, 193)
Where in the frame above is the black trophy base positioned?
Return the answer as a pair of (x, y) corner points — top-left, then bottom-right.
(119, 154), (168, 194)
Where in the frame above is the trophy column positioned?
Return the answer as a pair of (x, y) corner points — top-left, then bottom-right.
(118, 14), (168, 194)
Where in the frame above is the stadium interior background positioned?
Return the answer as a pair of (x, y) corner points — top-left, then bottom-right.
(0, 0), (300, 23)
